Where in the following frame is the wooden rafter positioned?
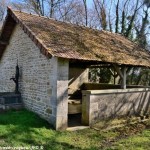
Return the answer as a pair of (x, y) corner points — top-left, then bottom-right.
(113, 64), (127, 89)
(113, 64), (123, 78)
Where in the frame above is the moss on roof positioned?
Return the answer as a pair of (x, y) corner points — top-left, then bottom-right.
(0, 8), (150, 67)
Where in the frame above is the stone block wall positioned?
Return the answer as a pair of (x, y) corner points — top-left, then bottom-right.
(0, 25), (69, 129)
(51, 58), (69, 130)
(82, 88), (150, 125)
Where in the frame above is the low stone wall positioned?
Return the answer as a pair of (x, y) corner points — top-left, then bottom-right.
(0, 92), (22, 110)
(82, 88), (150, 125)
(82, 83), (149, 90)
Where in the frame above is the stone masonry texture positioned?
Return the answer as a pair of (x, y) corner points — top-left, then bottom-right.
(82, 90), (150, 125)
(0, 25), (69, 129)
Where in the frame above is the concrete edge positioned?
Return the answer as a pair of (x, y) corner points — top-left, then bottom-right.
(82, 88), (150, 94)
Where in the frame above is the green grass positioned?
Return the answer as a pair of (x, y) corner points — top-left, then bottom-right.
(0, 109), (150, 150)
(108, 130), (150, 150)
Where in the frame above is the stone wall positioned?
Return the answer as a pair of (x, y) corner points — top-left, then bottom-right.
(82, 88), (150, 125)
(0, 25), (69, 129)
(82, 83), (149, 90)
(51, 58), (69, 130)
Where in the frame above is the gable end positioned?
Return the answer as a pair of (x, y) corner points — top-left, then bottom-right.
(0, 7), (52, 60)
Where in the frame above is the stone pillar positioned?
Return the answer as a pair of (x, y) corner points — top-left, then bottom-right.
(82, 91), (90, 125)
(54, 58), (69, 130)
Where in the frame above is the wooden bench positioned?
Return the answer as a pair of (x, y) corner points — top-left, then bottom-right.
(68, 99), (82, 114)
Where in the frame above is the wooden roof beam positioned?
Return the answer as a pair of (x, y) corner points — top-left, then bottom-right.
(113, 64), (123, 78)
(113, 64), (127, 89)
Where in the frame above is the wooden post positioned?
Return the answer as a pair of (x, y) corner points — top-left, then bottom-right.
(113, 64), (127, 89)
(121, 67), (127, 89)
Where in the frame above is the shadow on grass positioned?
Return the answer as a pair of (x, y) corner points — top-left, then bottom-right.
(0, 109), (51, 128)
(0, 126), (100, 150)
(0, 109), (100, 150)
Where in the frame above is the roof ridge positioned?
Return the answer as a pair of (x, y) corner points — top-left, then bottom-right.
(7, 7), (128, 40)
(7, 7), (107, 34)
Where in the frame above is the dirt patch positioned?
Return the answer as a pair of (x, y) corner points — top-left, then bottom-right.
(99, 120), (150, 149)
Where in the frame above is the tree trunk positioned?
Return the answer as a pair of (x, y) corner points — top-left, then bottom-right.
(83, 0), (88, 26)
(115, 0), (119, 33)
(50, 0), (54, 18)
(125, 0), (140, 38)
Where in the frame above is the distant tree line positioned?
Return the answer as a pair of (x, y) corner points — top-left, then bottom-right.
(0, 0), (150, 86)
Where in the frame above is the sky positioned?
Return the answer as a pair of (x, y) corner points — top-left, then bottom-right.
(10, 0), (94, 7)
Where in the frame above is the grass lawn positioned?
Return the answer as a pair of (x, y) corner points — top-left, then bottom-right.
(0, 109), (150, 150)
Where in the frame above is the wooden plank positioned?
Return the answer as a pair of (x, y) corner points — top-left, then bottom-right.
(68, 99), (82, 114)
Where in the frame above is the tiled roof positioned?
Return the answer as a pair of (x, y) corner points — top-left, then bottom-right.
(0, 7), (150, 67)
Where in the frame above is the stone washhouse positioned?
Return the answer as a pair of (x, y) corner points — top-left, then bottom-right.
(0, 8), (150, 130)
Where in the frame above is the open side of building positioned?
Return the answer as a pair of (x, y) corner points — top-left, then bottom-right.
(0, 8), (150, 130)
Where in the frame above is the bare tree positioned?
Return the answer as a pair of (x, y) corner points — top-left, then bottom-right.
(121, 0), (129, 35)
(144, 0), (150, 7)
(32, 0), (44, 15)
(0, 0), (9, 21)
(57, 0), (76, 21)
(67, 1), (85, 25)
(11, 2), (25, 12)
(57, 0), (75, 21)
(137, 9), (149, 48)
(115, 0), (119, 33)
(108, 0), (113, 32)
(125, 0), (141, 38)
(135, 0), (150, 48)
(17, 0), (45, 16)
(57, 0), (85, 25)
(46, 0), (64, 18)
(93, 0), (107, 30)
(83, 0), (88, 26)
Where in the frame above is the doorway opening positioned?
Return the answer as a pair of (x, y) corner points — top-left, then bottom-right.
(68, 99), (82, 127)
